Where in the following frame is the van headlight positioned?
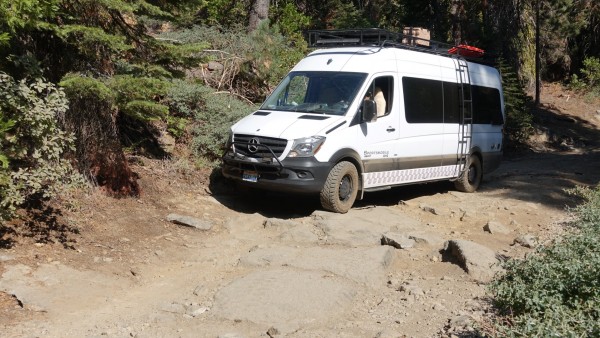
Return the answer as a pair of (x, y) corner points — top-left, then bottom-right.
(287, 136), (326, 158)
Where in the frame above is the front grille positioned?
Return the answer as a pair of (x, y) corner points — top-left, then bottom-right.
(233, 134), (288, 158)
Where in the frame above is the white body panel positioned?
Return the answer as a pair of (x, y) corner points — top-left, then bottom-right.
(227, 45), (504, 192)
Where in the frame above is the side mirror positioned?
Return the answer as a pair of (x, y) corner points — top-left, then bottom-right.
(362, 100), (377, 122)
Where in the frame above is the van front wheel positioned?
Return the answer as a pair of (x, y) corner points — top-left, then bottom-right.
(454, 155), (482, 193)
(320, 161), (359, 213)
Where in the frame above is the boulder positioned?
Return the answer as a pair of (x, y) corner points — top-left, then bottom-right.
(381, 232), (415, 249)
(483, 221), (511, 234)
(514, 234), (537, 248)
(443, 240), (501, 283)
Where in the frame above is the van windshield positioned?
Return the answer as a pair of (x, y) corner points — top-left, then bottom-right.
(261, 71), (367, 116)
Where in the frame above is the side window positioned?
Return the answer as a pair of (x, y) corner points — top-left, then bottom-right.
(365, 76), (394, 118)
(403, 77), (443, 123)
(472, 86), (503, 125)
(443, 81), (461, 124)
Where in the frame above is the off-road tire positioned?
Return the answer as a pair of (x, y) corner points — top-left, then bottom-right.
(320, 161), (359, 213)
(454, 155), (482, 193)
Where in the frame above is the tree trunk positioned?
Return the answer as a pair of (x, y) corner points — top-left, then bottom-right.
(450, 0), (463, 45)
(248, 0), (270, 32)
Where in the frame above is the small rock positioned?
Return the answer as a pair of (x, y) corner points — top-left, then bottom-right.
(459, 210), (469, 221)
(166, 213), (213, 230)
(408, 232), (445, 247)
(310, 210), (331, 220)
(433, 302), (446, 311)
(263, 218), (303, 229)
(192, 285), (203, 296)
(420, 204), (438, 215)
(483, 221), (511, 234)
(207, 61), (224, 71)
(387, 278), (401, 289)
(514, 234), (537, 248)
(450, 315), (472, 328)
(381, 232), (415, 249)
(375, 330), (400, 338)
(218, 334), (246, 338)
(266, 327), (280, 337)
(0, 254), (15, 262)
(186, 304), (209, 317)
(130, 268), (140, 277)
(399, 284), (424, 298)
(27, 304), (47, 312)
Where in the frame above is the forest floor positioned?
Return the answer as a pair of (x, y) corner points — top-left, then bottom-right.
(1, 83), (600, 338)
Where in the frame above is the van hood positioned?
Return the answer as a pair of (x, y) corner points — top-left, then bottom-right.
(232, 110), (345, 139)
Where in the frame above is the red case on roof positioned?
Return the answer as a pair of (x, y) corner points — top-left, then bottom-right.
(448, 44), (485, 58)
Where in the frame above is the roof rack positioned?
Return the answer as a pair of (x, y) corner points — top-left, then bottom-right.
(306, 28), (493, 63)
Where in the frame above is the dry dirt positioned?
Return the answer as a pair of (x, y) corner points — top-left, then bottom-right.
(1, 83), (599, 338)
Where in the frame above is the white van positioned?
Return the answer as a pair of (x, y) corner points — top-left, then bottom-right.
(222, 29), (504, 213)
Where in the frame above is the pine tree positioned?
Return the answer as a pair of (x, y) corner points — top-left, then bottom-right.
(497, 58), (533, 147)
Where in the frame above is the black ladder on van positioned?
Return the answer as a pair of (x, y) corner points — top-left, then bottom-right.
(452, 55), (474, 177)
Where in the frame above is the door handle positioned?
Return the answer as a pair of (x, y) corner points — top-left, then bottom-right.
(386, 127), (396, 132)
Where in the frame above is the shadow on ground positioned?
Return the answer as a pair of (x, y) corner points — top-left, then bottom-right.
(209, 105), (600, 217)
(0, 198), (80, 249)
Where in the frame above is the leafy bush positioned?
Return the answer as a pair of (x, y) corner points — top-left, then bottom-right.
(489, 185), (600, 337)
(108, 75), (171, 116)
(166, 80), (254, 163)
(0, 72), (83, 221)
(569, 57), (600, 94)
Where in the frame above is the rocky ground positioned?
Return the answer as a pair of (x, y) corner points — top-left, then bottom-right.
(1, 83), (599, 338)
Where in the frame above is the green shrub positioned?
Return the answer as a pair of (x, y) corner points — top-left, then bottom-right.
(167, 79), (214, 118)
(569, 57), (600, 94)
(0, 72), (83, 221)
(166, 80), (254, 163)
(240, 21), (306, 100)
(489, 185), (600, 337)
(158, 24), (305, 102)
(107, 75), (171, 126)
(580, 57), (600, 88)
(0, 114), (15, 168)
(498, 58), (533, 147)
(109, 75), (170, 105)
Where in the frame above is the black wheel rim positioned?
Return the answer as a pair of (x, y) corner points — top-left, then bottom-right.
(339, 175), (352, 201)
(468, 164), (477, 183)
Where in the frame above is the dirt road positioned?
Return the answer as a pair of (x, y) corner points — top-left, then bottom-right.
(1, 86), (600, 337)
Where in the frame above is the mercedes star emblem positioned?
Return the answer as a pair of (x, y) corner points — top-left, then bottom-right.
(247, 138), (260, 153)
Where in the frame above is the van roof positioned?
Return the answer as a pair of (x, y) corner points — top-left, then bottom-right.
(307, 29), (496, 66)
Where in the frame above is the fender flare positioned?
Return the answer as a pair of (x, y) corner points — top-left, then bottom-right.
(327, 148), (365, 198)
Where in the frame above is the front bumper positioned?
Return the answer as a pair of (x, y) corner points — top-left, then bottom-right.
(221, 152), (331, 194)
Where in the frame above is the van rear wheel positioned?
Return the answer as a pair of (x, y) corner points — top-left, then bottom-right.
(454, 155), (482, 193)
(320, 161), (359, 213)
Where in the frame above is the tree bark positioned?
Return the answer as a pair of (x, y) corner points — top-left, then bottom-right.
(249, 0), (270, 32)
(450, 0), (463, 45)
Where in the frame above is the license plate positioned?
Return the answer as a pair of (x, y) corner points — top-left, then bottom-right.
(242, 171), (258, 182)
